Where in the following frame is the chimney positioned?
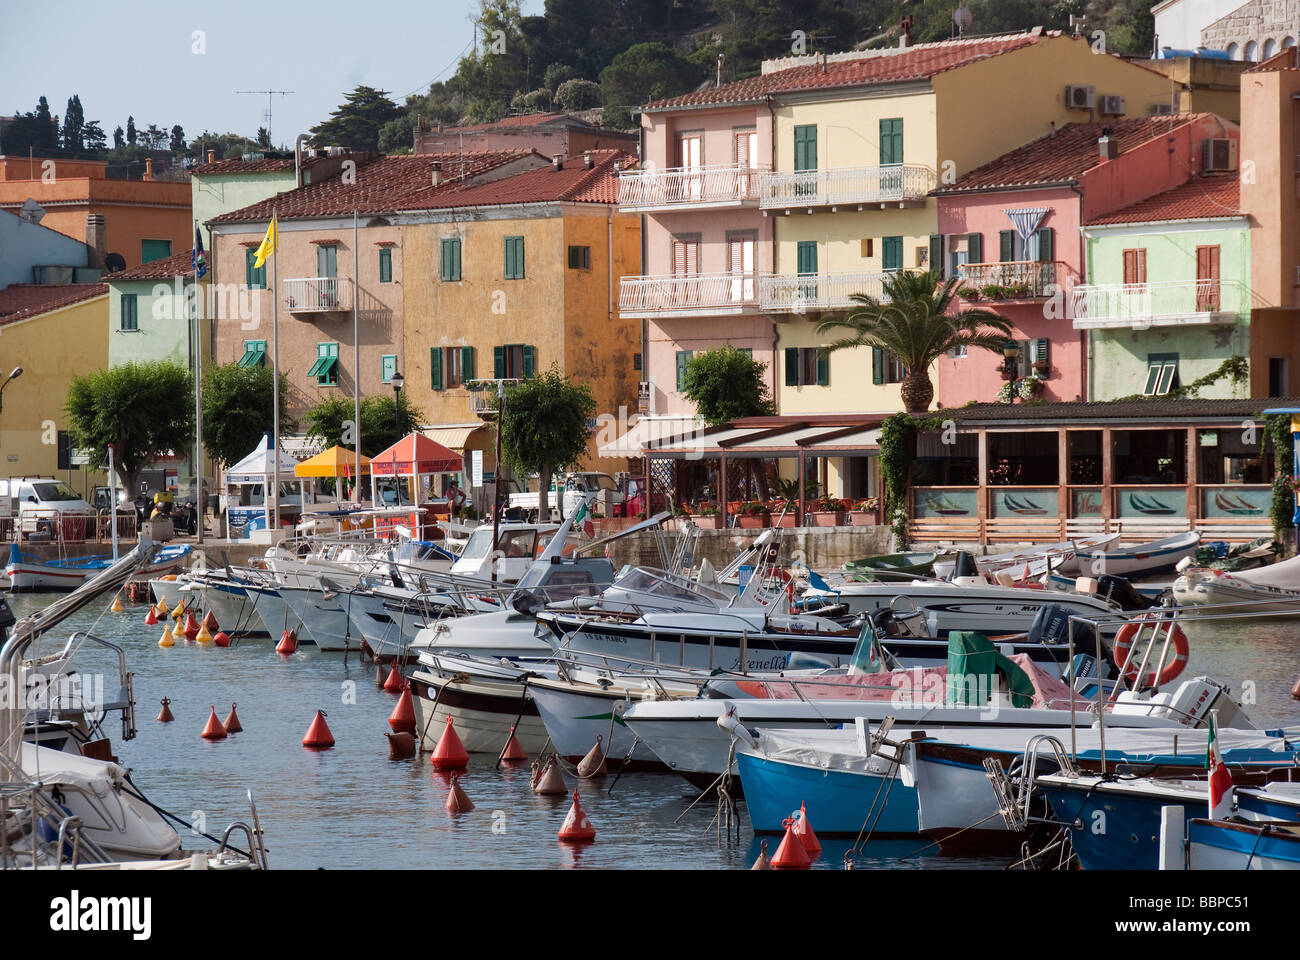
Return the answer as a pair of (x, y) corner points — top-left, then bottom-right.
(143, 158), (153, 181)
(899, 16), (914, 48)
(85, 214), (107, 270)
(431, 161), (444, 187)
(207, 149), (215, 164)
(583, 151), (593, 169)
(551, 155), (563, 171)
(1049, 121), (1057, 138)
(717, 53), (725, 86)
(1098, 134), (1118, 162)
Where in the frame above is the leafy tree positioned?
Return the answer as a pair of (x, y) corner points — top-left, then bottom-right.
(142, 124), (164, 150)
(378, 114), (415, 154)
(169, 124), (186, 154)
(64, 362), (195, 492)
(112, 125), (124, 149)
(200, 363), (294, 468)
(516, 88), (553, 113)
(816, 271), (1013, 412)
(543, 63), (581, 91)
(599, 43), (705, 129)
(500, 366), (597, 520)
(126, 115), (136, 145)
(681, 347), (775, 425)
(83, 120), (107, 154)
(60, 95), (84, 155)
(34, 96), (57, 152)
(302, 394), (426, 459)
(554, 78), (602, 112)
(308, 85), (402, 151)
(256, 126), (272, 148)
(188, 130), (256, 161)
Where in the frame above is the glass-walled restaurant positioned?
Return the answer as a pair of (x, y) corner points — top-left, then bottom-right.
(908, 401), (1275, 543)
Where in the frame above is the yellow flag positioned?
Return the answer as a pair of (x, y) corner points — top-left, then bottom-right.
(253, 216), (277, 269)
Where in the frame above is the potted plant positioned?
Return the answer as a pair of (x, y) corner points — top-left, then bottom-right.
(1016, 376), (1043, 401)
(1003, 282), (1031, 299)
(770, 477), (818, 526)
(807, 495), (846, 527)
(849, 497), (879, 526)
(769, 499), (798, 527)
(1032, 359), (1050, 376)
(995, 381), (1015, 404)
(735, 501), (770, 529)
(689, 503), (722, 530)
(957, 286), (981, 301)
(981, 284), (1005, 301)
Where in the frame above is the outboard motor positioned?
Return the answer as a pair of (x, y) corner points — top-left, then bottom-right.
(1028, 602), (1115, 676)
(1095, 574), (1159, 611)
(949, 551), (979, 581)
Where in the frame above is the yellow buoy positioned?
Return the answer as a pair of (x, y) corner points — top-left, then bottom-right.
(154, 598), (169, 616)
(110, 593), (125, 613)
(158, 624), (175, 648)
(195, 621), (213, 644)
(171, 599), (186, 620)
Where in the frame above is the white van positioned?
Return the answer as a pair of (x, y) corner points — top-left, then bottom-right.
(0, 477), (96, 540)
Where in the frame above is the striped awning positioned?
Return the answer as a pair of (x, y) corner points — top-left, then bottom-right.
(422, 423), (485, 451)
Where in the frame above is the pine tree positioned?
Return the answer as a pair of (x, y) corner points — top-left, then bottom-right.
(61, 95), (85, 155)
(307, 86), (402, 151)
(170, 124), (186, 154)
(126, 116), (136, 145)
(113, 125), (124, 149)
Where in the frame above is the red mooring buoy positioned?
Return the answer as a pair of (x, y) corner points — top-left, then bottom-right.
(534, 755), (567, 795)
(557, 789), (596, 842)
(577, 734), (607, 779)
(386, 732), (416, 760)
(200, 706), (227, 741)
(183, 612), (201, 641)
(499, 724), (528, 763)
(429, 715), (469, 770)
(770, 817), (811, 869)
(383, 663), (405, 693)
(202, 610), (219, 633)
(223, 702), (243, 734)
(302, 710), (335, 749)
(276, 629), (298, 655)
(144, 606), (159, 627)
(213, 631), (231, 648)
(752, 839), (771, 870)
(388, 686), (416, 735)
(445, 774), (474, 814)
(793, 801), (822, 856)
(1292, 675), (1300, 701)
(156, 697), (174, 723)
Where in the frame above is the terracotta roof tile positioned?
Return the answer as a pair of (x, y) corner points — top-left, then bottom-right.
(395, 150), (635, 210)
(110, 249), (196, 281)
(937, 116), (1202, 194)
(1086, 173), (1241, 224)
(0, 283), (107, 326)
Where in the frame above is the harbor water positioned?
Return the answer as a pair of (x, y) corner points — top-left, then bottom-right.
(9, 593), (1299, 870)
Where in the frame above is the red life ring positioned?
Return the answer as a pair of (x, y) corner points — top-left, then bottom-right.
(1113, 613), (1189, 687)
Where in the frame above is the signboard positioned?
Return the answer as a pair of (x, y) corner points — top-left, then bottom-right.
(471, 450), (484, 488)
(70, 448), (91, 466)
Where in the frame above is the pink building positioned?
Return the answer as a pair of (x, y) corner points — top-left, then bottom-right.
(933, 113), (1238, 407)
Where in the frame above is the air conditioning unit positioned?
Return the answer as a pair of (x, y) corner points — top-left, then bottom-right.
(1149, 102), (1175, 116)
(1099, 95), (1126, 116)
(1065, 84), (1095, 109)
(1203, 138), (1238, 172)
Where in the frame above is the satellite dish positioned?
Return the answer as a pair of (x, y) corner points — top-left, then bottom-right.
(19, 198), (45, 224)
(105, 253), (126, 273)
(953, 5), (973, 32)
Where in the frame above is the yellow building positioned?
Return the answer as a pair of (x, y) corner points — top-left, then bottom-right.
(0, 283), (109, 494)
(401, 152), (642, 474)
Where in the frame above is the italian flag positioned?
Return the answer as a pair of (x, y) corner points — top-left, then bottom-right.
(1206, 717), (1234, 819)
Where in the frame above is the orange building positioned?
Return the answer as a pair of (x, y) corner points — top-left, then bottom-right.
(0, 155), (191, 270)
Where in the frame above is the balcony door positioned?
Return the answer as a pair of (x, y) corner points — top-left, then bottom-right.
(672, 236), (700, 307)
(728, 234), (755, 302)
(1196, 245), (1220, 311)
(734, 128), (758, 197)
(677, 133), (702, 201)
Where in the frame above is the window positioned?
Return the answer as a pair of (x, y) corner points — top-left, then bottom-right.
(504, 236), (525, 279)
(871, 347), (905, 384)
(1143, 353), (1179, 396)
(430, 346), (473, 390)
(784, 347), (828, 387)
(796, 241), (818, 300)
(120, 293), (138, 331)
(676, 350), (693, 391)
(793, 125), (817, 170)
(141, 239), (171, 264)
(308, 342), (340, 386)
(238, 340), (267, 368)
(440, 238), (462, 281)
(672, 236), (699, 274)
(317, 244), (337, 278)
(677, 133), (702, 168)
(1123, 248), (1147, 286)
(493, 344), (534, 379)
(1270, 357), (1288, 397)
(568, 245), (591, 270)
(1195, 245), (1221, 311)
(734, 128), (758, 167)
(381, 354), (397, 383)
(245, 248), (267, 289)
(728, 234), (755, 301)
(879, 118), (903, 166)
(379, 247), (392, 283)
(861, 238), (873, 258)
(947, 343), (967, 359)
(882, 236), (903, 272)
(999, 230), (1016, 263)
(56, 430), (72, 471)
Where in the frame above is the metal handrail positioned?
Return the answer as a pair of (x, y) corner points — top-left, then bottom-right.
(759, 163), (935, 208)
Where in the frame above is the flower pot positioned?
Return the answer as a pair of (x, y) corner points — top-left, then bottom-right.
(808, 510), (845, 527)
(849, 512), (875, 526)
(736, 514), (770, 529)
(690, 514), (722, 530)
(772, 512), (798, 528)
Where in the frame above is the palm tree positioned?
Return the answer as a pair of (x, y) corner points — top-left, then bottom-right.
(816, 271), (1014, 412)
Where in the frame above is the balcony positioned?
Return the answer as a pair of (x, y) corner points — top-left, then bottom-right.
(1070, 279), (1247, 330)
(283, 277), (352, 313)
(617, 163), (766, 212)
(957, 261), (1066, 301)
(759, 164), (935, 212)
(465, 379), (520, 418)
(618, 272), (758, 319)
(759, 271), (890, 314)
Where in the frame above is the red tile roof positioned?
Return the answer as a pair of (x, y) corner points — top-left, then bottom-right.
(193, 153), (374, 176)
(110, 249), (196, 281)
(646, 31), (1045, 110)
(1086, 173), (1241, 225)
(937, 116), (1203, 194)
(0, 283), (107, 327)
(208, 150), (540, 224)
(396, 150), (635, 210)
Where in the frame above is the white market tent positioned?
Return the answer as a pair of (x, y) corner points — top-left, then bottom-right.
(226, 432), (307, 532)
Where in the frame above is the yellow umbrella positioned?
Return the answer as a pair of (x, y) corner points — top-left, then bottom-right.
(294, 445), (371, 500)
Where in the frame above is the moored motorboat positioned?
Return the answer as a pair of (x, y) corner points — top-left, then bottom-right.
(6, 543), (191, 592)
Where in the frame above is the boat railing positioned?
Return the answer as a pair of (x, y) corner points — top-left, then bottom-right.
(22, 631), (137, 743)
(0, 751), (117, 869)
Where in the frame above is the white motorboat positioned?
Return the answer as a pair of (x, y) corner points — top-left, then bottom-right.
(931, 535), (1118, 580)
(1071, 530), (1200, 578)
(1175, 551), (1300, 615)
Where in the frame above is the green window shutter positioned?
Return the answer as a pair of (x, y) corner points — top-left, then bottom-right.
(379, 247), (392, 283)
(317, 245), (337, 278)
(784, 347), (799, 386)
(879, 118), (903, 165)
(793, 124), (817, 171)
(441, 238), (461, 281)
(872, 346), (884, 385)
(1035, 339), (1049, 371)
(504, 237), (525, 279)
(381, 354), (396, 383)
(883, 237), (902, 271)
(493, 345), (505, 378)
(430, 347), (443, 390)
(999, 230), (1015, 262)
(461, 346), (474, 381)
(1036, 227), (1054, 262)
(440, 240), (449, 280)
(796, 241), (817, 276)
(504, 238), (513, 278)
(245, 249), (255, 288)
(816, 349), (829, 386)
(141, 239), (170, 264)
(968, 233), (983, 263)
(522, 344), (535, 378)
(677, 351), (693, 391)
(120, 294), (137, 331)
(929, 235), (944, 278)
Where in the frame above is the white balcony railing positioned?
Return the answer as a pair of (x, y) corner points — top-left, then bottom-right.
(1070, 278), (1247, 329)
(618, 272), (757, 317)
(759, 164), (935, 209)
(465, 379), (520, 416)
(958, 261), (1066, 299)
(618, 163), (766, 210)
(759, 271), (891, 313)
(283, 277), (352, 312)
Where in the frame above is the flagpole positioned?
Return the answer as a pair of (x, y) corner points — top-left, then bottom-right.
(271, 207), (281, 533)
(194, 219), (204, 546)
(353, 209), (361, 504)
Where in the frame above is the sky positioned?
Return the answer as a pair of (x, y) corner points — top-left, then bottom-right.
(1, 0), (544, 150)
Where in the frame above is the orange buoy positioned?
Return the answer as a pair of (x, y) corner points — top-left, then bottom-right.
(158, 623), (175, 648)
(183, 612), (201, 641)
(302, 710), (334, 749)
(388, 686), (416, 735)
(752, 839), (771, 870)
(157, 697), (175, 723)
(383, 663), (405, 693)
(430, 715), (469, 770)
(386, 732), (416, 760)
(110, 593), (125, 613)
(200, 706), (227, 741)
(223, 702), (243, 733)
(577, 735), (607, 779)
(792, 801), (822, 856)
(445, 774), (474, 814)
(557, 789), (596, 842)
(1292, 675), (1300, 700)
(276, 629), (298, 655)
(202, 610), (219, 633)
(499, 725), (528, 763)
(213, 631), (231, 648)
(771, 817), (811, 869)
(143, 606), (158, 626)
(534, 755), (567, 796)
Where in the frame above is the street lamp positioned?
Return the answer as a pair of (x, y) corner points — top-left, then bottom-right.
(0, 366), (23, 413)
(391, 370), (404, 433)
(1002, 340), (1020, 378)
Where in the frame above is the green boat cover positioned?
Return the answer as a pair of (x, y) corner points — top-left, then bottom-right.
(946, 631), (1035, 709)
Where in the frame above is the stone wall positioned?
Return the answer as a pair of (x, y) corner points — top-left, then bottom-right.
(604, 524), (895, 571)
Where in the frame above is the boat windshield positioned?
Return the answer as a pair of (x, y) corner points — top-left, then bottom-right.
(611, 567), (732, 605)
(32, 482), (83, 502)
(459, 528), (494, 562)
